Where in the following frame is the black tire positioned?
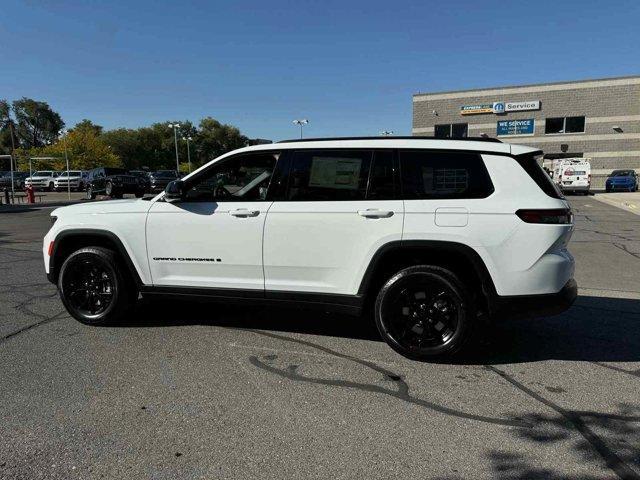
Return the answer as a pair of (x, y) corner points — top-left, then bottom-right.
(374, 265), (475, 361)
(86, 185), (96, 200)
(135, 190), (144, 198)
(58, 246), (136, 325)
(105, 181), (114, 197)
(48, 182), (54, 192)
(114, 192), (123, 199)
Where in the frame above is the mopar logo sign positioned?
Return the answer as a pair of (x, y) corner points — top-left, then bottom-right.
(497, 119), (535, 136)
(492, 102), (505, 113)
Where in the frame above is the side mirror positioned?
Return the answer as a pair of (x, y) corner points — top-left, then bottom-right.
(165, 180), (185, 203)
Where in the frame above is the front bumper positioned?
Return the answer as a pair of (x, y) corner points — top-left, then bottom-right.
(491, 278), (577, 320)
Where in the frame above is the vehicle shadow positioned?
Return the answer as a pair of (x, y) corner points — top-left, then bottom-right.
(119, 294), (640, 365)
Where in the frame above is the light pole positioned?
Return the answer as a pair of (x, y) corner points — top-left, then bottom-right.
(168, 123), (181, 173)
(182, 136), (192, 173)
(6, 121), (18, 199)
(59, 130), (71, 200)
(292, 119), (308, 139)
(380, 130), (394, 136)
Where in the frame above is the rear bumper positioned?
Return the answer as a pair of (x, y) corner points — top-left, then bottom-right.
(561, 185), (590, 192)
(491, 278), (577, 320)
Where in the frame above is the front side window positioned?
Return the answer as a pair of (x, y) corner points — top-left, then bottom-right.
(399, 150), (493, 199)
(287, 150), (372, 201)
(184, 152), (278, 202)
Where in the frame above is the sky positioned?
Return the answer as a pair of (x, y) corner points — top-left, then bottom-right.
(1, 0), (639, 141)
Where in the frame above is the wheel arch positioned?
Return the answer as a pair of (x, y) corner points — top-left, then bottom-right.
(357, 240), (498, 314)
(49, 229), (143, 287)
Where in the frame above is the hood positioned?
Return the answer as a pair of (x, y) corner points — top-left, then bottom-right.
(52, 198), (151, 217)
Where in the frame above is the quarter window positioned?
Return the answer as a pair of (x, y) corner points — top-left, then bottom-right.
(545, 116), (585, 134)
(434, 123), (468, 139)
(287, 150), (371, 201)
(399, 150), (493, 199)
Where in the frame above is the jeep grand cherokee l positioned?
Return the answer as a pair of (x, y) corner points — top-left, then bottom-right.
(43, 137), (577, 360)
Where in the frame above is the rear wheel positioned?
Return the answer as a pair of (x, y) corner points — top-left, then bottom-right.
(58, 246), (136, 325)
(105, 181), (114, 197)
(374, 265), (475, 360)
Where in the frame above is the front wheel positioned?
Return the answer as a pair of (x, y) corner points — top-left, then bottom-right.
(86, 185), (96, 200)
(374, 265), (475, 361)
(58, 247), (136, 325)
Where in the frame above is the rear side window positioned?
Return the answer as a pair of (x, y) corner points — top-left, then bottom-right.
(287, 150), (372, 201)
(367, 150), (396, 200)
(399, 150), (494, 199)
(514, 153), (564, 199)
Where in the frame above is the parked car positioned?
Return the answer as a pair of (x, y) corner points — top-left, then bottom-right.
(0, 171), (30, 190)
(25, 170), (59, 191)
(149, 170), (180, 192)
(44, 137), (577, 361)
(129, 170), (151, 193)
(54, 171), (87, 192)
(547, 158), (591, 194)
(605, 169), (638, 192)
(85, 167), (147, 199)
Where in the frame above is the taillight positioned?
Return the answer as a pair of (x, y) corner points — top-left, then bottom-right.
(516, 209), (573, 224)
(47, 241), (55, 256)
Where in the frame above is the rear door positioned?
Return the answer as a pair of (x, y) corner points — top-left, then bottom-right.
(263, 149), (403, 295)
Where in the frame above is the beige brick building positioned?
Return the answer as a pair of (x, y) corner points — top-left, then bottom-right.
(412, 76), (640, 188)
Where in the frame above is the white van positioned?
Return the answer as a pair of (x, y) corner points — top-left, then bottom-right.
(547, 158), (591, 194)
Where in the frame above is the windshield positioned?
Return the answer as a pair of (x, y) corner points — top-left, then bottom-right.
(153, 170), (177, 178)
(104, 168), (128, 176)
(58, 171), (82, 177)
(33, 171), (52, 177)
(610, 170), (634, 177)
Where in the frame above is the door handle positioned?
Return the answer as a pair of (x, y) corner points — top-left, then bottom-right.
(230, 208), (260, 217)
(357, 209), (394, 218)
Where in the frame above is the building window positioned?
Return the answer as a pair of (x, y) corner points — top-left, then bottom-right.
(545, 116), (585, 134)
(434, 123), (468, 139)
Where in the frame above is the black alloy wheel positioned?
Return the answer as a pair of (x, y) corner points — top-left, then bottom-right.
(375, 265), (474, 360)
(58, 247), (135, 325)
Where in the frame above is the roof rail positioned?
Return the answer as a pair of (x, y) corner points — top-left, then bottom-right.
(277, 136), (502, 144)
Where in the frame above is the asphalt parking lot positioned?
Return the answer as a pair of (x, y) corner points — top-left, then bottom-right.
(1, 197), (639, 479)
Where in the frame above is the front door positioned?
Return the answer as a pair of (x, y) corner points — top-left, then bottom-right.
(146, 152), (279, 290)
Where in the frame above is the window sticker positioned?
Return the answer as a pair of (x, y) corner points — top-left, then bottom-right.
(309, 157), (362, 190)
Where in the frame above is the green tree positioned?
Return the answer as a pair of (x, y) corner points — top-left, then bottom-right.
(12, 97), (65, 148)
(0, 99), (19, 156)
(72, 119), (103, 136)
(196, 117), (248, 164)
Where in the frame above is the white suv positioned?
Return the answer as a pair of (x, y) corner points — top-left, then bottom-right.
(25, 170), (59, 191)
(54, 170), (86, 192)
(43, 137), (577, 360)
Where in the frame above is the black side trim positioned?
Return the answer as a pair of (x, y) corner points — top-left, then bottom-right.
(492, 279), (577, 320)
(277, 136), (502, 144)
(48, 229), (143, 287)
(139, 285), (363, 315)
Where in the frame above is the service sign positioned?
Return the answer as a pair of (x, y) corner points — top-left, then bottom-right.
(504, 100), (540, 112)
(460, 104), (494, 115)
(496, 119), (535, 136)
